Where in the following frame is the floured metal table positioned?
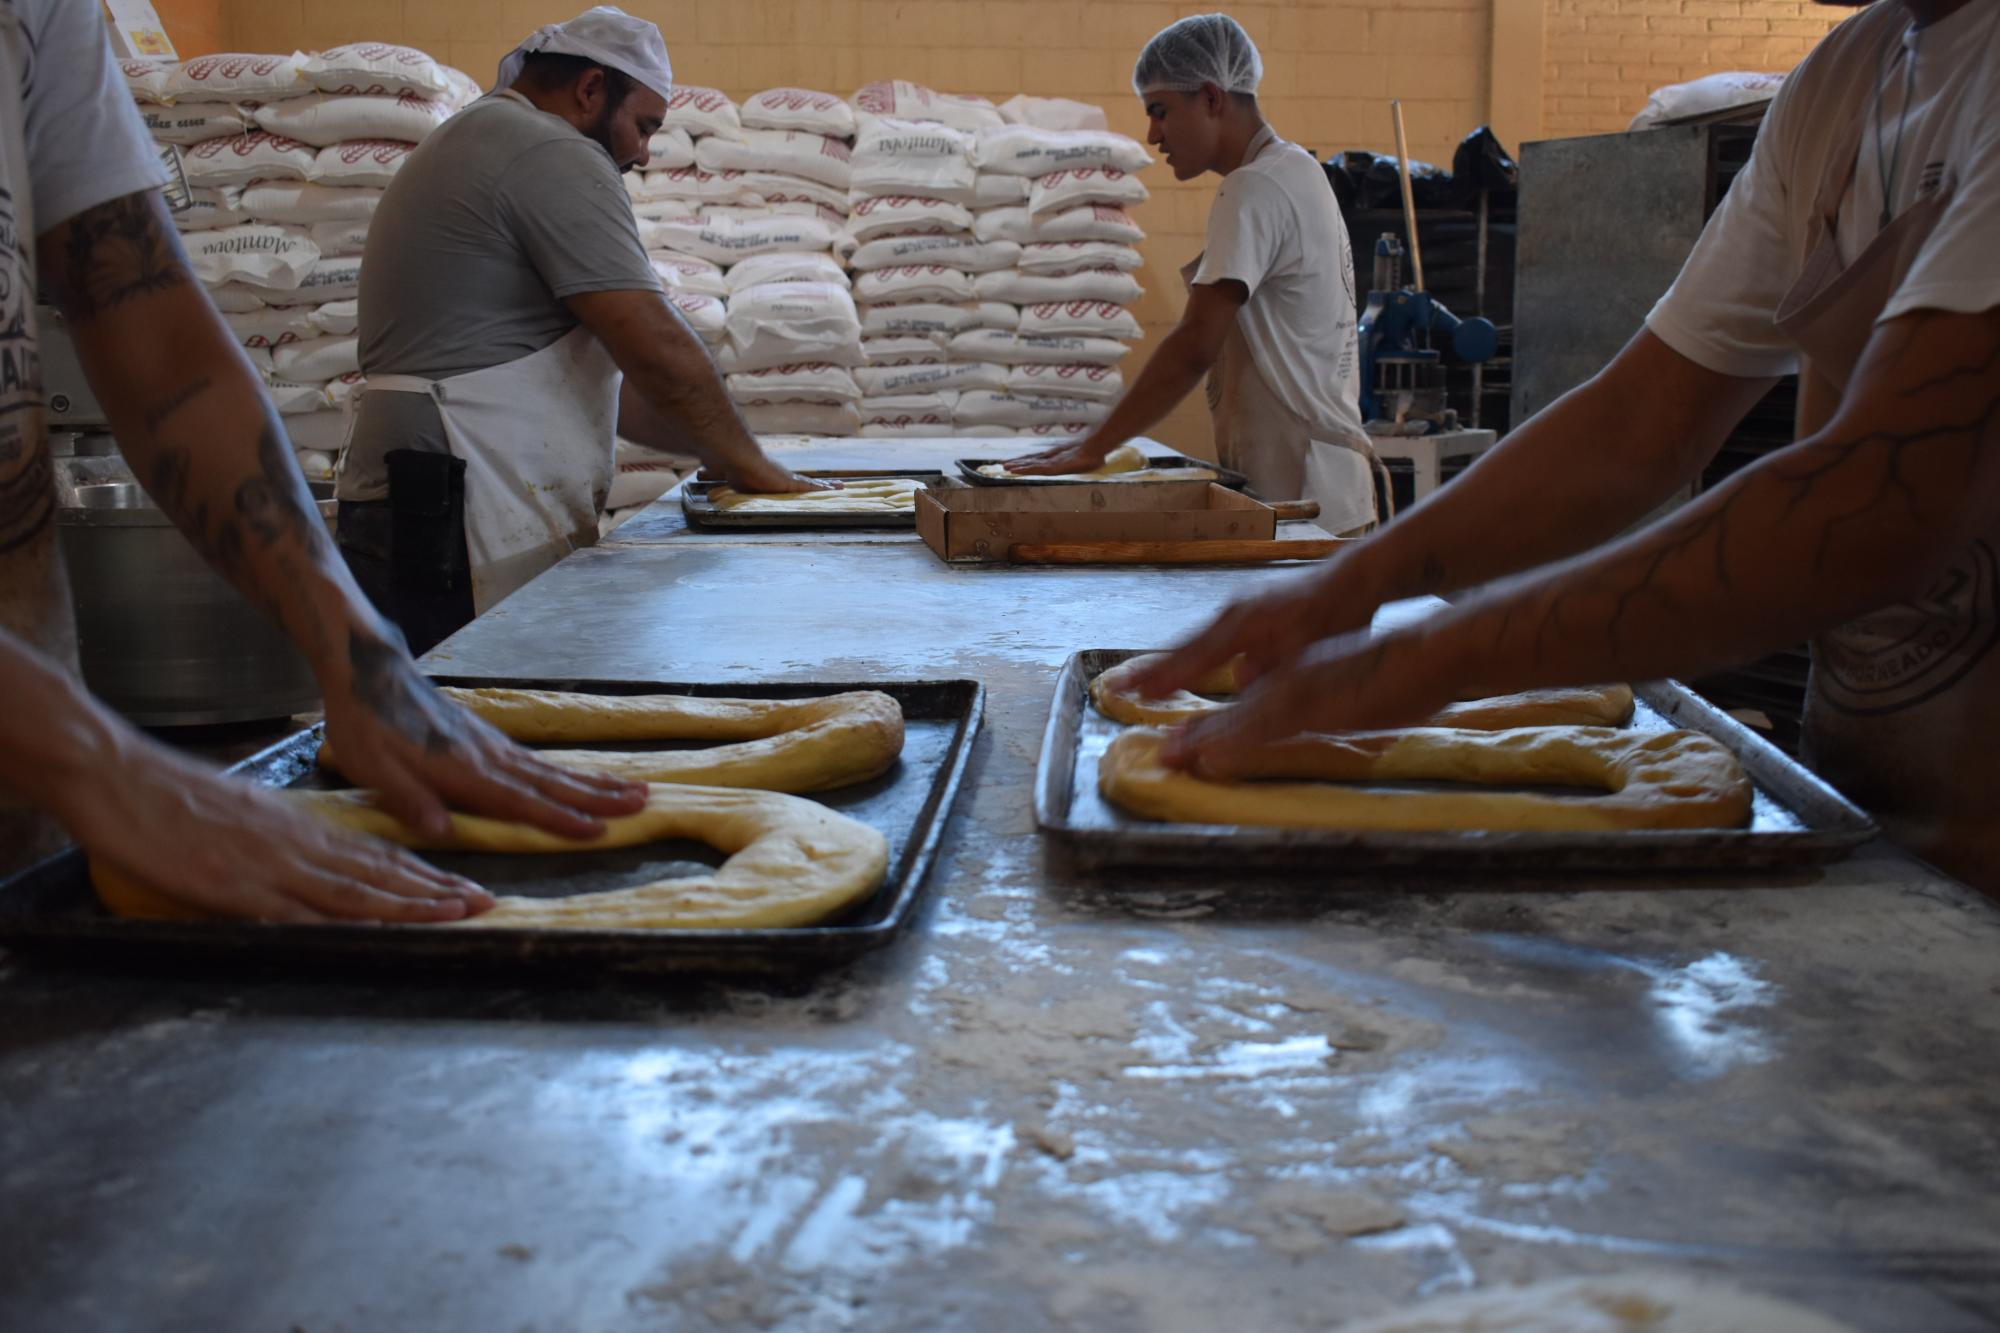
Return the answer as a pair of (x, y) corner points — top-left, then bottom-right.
(2, 440), (1997, 1332)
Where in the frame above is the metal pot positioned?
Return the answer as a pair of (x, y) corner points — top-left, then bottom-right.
(56, 477), (339, 727)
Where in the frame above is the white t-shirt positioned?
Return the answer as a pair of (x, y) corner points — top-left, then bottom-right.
(1193, 130), (1365, 444)
(1647, 0), (2000, 378)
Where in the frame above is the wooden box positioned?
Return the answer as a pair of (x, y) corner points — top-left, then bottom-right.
(915, 481), (1275, 562)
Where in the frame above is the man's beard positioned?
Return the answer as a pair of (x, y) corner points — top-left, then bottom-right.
(584, 104), (634, 173)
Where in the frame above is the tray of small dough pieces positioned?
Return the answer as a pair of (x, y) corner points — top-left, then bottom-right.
(681, 469), (948, 529)
(1035, 649), (1878, 874)
(956, 444), (1249, 490)
(0, 675), (984, 981)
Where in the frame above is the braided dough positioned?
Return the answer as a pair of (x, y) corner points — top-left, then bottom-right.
(1100, 726), (1754, 832)
(978, 442), (1218, 484)
(707, 478), (920, 513)
(92, 782), (890, 929)
(1090, 654), (1636, 731)
(322, 689), (906, 794)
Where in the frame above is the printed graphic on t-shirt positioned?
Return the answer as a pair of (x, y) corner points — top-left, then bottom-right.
(0, 175), (49, 558)
(1816, 539), (1999, 714)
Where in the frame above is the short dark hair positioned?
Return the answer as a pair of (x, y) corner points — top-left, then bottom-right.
(517, 51), (637, 108)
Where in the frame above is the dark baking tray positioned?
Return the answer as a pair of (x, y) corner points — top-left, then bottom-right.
(1035, 649), (1876, 873)
(681, 469), (946, 529)
(0, 676), (984, 981)
(955, 453), (1249, 490)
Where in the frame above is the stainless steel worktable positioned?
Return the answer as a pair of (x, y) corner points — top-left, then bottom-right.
(3, 445), (1998, 1332)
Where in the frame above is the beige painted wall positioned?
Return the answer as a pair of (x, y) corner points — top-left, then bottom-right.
(199, 0), (1838, 451)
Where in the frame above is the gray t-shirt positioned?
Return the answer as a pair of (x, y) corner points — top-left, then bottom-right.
(335, 91), (659, 505)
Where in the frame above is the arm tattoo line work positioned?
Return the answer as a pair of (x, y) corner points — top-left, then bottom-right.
(49, 193), (190, 323)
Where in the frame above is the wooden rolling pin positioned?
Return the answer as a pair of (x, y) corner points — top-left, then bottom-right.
(1010, 537), (1351, 565)
(1269, 499), (1320, 520)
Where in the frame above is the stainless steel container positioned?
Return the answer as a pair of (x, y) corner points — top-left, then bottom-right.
(56, 477), (338, 727)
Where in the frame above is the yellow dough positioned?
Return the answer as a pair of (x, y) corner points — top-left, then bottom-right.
(321, 689), (906, 794)
(91, 782), (890, 929)
(1099, 725), (1753, 832)
(707, 478), (921, 512)
(976, 442), (1217, 484)
(1089, 654), (1636, 731)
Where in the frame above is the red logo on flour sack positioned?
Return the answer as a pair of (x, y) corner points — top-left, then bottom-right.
(394, 90), (441, 111)
(816, 138), (853, 162)
(1026, 365), (1111, 384)
(189, 131), (309, 159)
(1091, 206), (1129, 222)
(321, 43), (431, 66)
(757, 89), (840, 112)
(182, 54), (294, 82)
(669, 87), (730, 112)
(336, 140), (411, 166)
(854, 83), (897, 115)
(670, 294), (719, 313)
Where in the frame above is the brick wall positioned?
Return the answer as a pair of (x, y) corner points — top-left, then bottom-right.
(1542, 0), (1843, 137)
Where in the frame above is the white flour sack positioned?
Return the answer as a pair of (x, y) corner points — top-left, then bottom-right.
(669, 293), (727, 343)
(949, 329), (1129, 366)
(972, 301), (1019, 330)
(630, 164), (704, 204)
(184, 224), (321, 289)
(164, 53), (308, 103)
(1008, 362), (1124, 400)
(850, 119), (975, 200)
(696, 130), (854, 191)
(859, 302), (979, 337)
(972, 174), (1030, 208)
(1019, 300), (1143, 339)
(119, 58), (172, 103)
(273, 335), (361, 383)
(974, 267), (1142, 305)
(206, 283), (265, 313)
(263, 377), (329, 415)
(974, 203), (1143, 245)
(648, 251), (728, 298)
(956, 389), (1110, 427)
(310, 300), (358, 335)
(239, 181), (383, 225)
(142, 104), (247, 145)
(309, 218), (370, 257)
(1019, 241), (1143, 276)
(253, 92), (449, 147)
(313, 140), (414, 187)
(182, 133), (318, 187)
(855, 264), (973, 305)
(725, 282), (863, 370)
(252, 254), (362, 304)
(862, 334), (945, 365)
(664, 85), (741, 137)
(1631, 71), (1787, 130)
(845, 194), (972, 243)
(853, 361), (1005, 397)
(998, 94), (1108, 132)
(853, 81), (1003, 135)
(741, 87), (856, 137)
(850, 234), (1019, 274)
(973, 126), (1152, 177)
(173, 186), (249, 233)
(740, 401), (861, 436)
(223, 304), (318, 349)
(726, 363), (862, 404)
(698, 170), (849, 214)
(726, 251), (849, 294)
(1029, 167), (1149, 214)
(642, 212), (841, 266)
(860, 402), (957, 437)
(646, 126), (696, 170)
(302, 43), (451, 98)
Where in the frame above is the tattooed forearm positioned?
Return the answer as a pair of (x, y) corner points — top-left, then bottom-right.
(347, 633), (453, 754)
(0, 433), (54, 556)
(141, 376), (213, 438)
(45, 192), (190, 323)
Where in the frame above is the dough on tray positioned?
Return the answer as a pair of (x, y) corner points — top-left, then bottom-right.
(707, 477), (921, 512)
(1099, 725), (1754, 832)
(974, 442), (1217, 483)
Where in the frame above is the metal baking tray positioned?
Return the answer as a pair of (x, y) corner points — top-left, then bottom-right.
(680, 469), (947, 529)
(955, 453), (1249, 490)
(1035, 649), (1877, 874)
(0, 676), (984, 981)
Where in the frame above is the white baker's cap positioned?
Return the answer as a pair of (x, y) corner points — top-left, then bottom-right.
(494, 5), (673, 105)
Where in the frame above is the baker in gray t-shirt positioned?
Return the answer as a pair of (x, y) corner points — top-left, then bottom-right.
(333, 9), (820, 650)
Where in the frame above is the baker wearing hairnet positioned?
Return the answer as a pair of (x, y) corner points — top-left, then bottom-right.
(1003, 14), (1375, 535)
(335, 5), (826, 651)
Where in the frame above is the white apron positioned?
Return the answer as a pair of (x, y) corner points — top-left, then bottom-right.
(362, 91), (623, 614)
(1186, 127), (1378, 536)
(1769, 66), (1992, 887)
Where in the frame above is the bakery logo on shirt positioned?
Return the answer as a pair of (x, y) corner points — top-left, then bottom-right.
(1919, 161), (1947, 196)
(0, 175), (50, 558)
(1815, 541), (2000, 714)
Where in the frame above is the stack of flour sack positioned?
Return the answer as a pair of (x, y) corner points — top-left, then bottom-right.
(118, 47), (479, 479)
(624, 80), (1152, 439)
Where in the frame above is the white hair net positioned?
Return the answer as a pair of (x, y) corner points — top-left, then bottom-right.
(1132, 13), (1263, 96)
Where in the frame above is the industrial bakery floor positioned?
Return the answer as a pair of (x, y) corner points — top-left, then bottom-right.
(2, 445), (1997, 1332)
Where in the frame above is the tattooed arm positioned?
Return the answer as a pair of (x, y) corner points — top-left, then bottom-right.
(1165, 307), (2000, 772)
(1132, 329), (1778, 699)
(35, 189), (643, 840)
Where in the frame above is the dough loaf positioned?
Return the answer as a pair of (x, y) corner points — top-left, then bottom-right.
(975, 442), (1218, 484)
(1099, 725), (1753, 832)
(707, 478), (920, 513)
(92, 781), (890, 930)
